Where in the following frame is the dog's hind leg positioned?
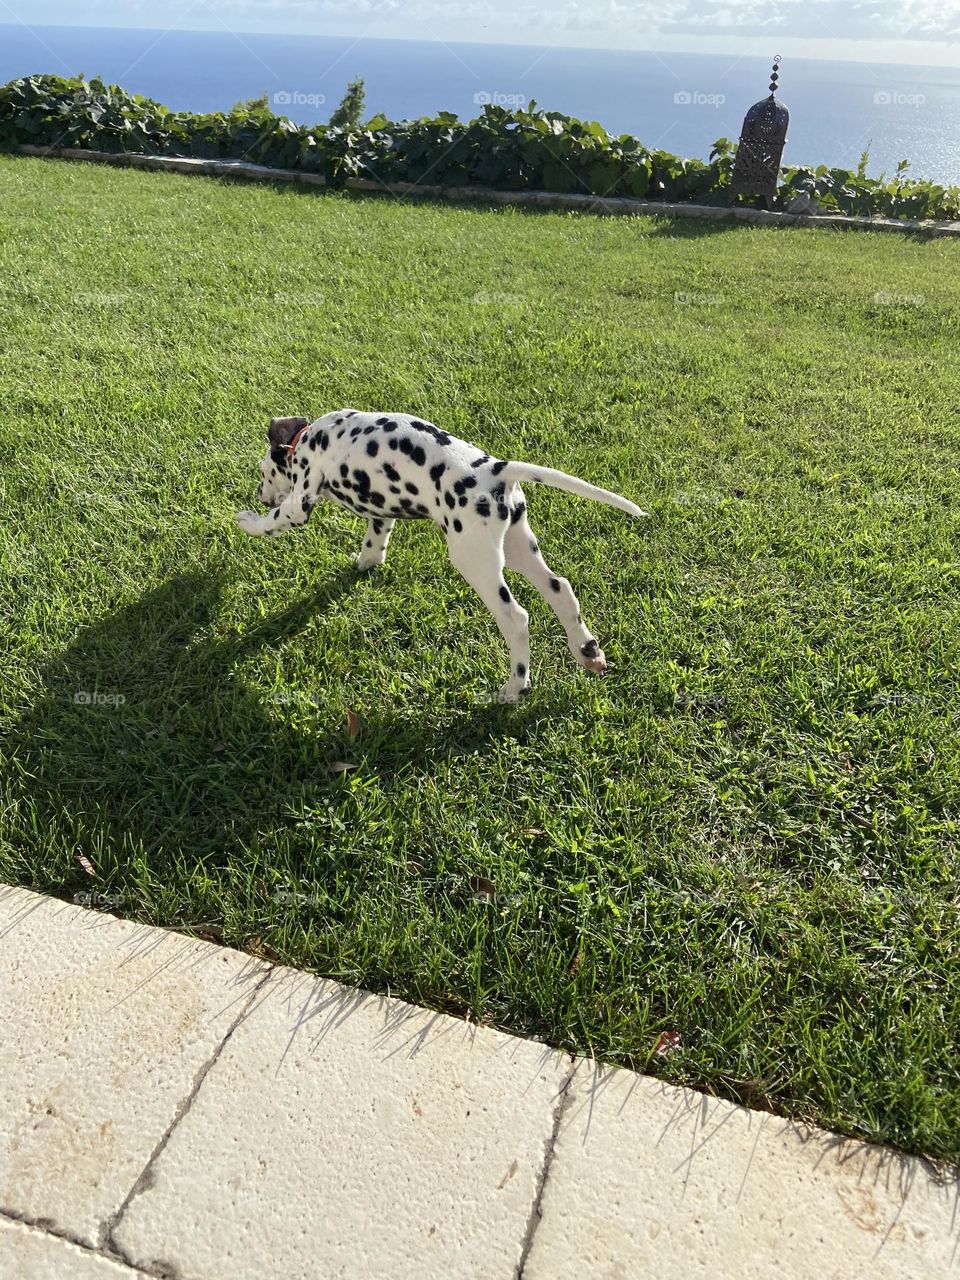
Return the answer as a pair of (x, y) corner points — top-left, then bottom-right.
(446, 525), (530, 703)
(354, 517), (395, 571)
(503, 502), (607, 675)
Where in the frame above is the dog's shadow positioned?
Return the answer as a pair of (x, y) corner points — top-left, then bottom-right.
(13, 566), (539, 900)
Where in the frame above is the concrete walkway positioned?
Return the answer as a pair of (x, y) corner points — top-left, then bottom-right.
(1, 886), (956, 1280)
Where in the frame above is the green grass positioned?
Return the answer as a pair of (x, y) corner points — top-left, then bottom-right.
(2, 155), (960, 1165)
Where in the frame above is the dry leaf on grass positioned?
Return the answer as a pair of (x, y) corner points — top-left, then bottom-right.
(75, 853), (95, 876)
(653, 1030), (682, 1057)
(344, 708), (361, 739)
(244, 935), (281, 963)
(327, 760), (358, 774)
(469, 876), (497, 901)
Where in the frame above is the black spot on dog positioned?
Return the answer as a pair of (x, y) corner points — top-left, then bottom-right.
(410, 419), (452, 446)
(399, 438), (413, 456)
(353, 469), (371, 490)
(389, 485), (401, 495)
(581, 640), (599, 659)
(350, 427), (361, 439)
(369, 492), (385, 507)
(383, 420), (399, 432)
(345, 410), (357, 418)
(410, 446), (426, 466)
(301, 496), (314, 513)
(497, 504), (509, 520)
(516, 663), (526, 677)
(549, 577), (561, 593)
(461, 475), (477, 490)
(430, 462), (446, 486)
(340, 464), (349, 478)
(444, 492), (456, 509)
(458, 495), (468, 507)
(383, 463), (401, 483)
(498, 585), (510, 603)
(452, 517), (462, 532)
(335, 417), (344, 425)
(510, 502), (526, 525)
(373, 520), (384, 534)
(530, 540), (539, 554)
(471, 455), (489, 467)
(476, 499), (491, 518)
(416, 503), (429, 515)
(363, 425), (376, 435)
(376, 416), (390, 426)
(366, 539), (372, 548)
(405, 482), (419, 495)
(490, 459), (508, 476)
(367, 440), (379, 457)
(389, 439), (399, 451)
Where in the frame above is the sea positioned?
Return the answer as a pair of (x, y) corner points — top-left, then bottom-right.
(1, 23), (958, 185)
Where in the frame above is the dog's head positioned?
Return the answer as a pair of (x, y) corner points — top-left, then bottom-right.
(257, 416), (311, 508)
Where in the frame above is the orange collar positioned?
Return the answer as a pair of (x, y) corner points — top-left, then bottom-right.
(287, 425), (310, 460)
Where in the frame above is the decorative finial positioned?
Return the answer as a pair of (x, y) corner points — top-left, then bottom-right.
(769, 54), (781, 97)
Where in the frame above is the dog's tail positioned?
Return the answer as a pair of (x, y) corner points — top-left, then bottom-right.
(501, 461), (648, 519)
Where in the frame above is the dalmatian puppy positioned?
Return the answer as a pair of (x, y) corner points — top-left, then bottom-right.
(236, 411), (647, 702)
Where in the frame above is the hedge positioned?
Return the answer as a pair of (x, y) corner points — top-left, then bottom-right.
(2, 74), (958, 221)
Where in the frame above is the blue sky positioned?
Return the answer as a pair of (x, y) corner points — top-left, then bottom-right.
(6, 0), (960, 65)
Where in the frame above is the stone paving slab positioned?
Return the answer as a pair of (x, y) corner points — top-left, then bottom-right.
(526, 1060), (960, 1280)
(0, 1217), (147, 1280)
(113, 967), (570, 1279)
(1, 885), (957, 1280)
(0, 886), (270, 1248)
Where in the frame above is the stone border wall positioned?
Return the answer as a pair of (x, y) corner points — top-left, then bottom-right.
(16, 143), (960, 237)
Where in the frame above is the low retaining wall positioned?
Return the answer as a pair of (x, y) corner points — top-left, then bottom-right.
(16, 143), (960, 237)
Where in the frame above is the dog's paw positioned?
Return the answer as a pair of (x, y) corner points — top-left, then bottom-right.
(496, 681), (531, 704)
(353, 551), (385, 572)
(578, 640), (607, 675)
(236, 510), (263, 536)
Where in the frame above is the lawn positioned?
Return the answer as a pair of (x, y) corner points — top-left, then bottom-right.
(2, 155), (959, 1164)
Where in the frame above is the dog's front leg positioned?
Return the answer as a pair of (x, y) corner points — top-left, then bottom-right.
(236, 494), (315, 537)
(354, 517), (395, 571)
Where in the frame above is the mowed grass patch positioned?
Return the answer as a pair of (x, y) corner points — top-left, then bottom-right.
(1, 156), (959, 1162)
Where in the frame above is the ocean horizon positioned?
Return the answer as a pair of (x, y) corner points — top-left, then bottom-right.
(2, 23), (958, 185)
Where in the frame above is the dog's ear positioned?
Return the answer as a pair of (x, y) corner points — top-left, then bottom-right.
(268, 416), (310, 448)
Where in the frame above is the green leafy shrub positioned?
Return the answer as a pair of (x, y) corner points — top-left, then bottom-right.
(1, 74), (957, 220)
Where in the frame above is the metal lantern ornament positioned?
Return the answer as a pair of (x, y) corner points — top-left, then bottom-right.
(729, 56), (789, 208)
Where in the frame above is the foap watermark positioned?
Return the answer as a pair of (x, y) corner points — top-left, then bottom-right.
(474, 90), (527, 109)
(472, 290), (524, 307)
(674, 90), (726, 108)
(874, 90), (925, 108)
(274, 889), (325, 907)
(73, 690), (126, 707)
(271, 290), (325, 307)
(874, 290), (925, 308)
(269, 690), (324, 709)
(74, 891), (124, 909)
(675, 290), (724, 307)
(272, 90), (326, 109)
(73, 291), (134, 308)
